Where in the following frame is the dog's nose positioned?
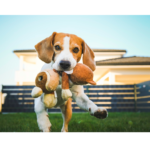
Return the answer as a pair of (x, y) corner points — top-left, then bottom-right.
(59, 60), (71, 70)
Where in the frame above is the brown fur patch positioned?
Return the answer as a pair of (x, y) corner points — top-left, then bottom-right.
(63, 98), (72, 132)
(35, 32), (56, 63)
(82, 42), (96, 71)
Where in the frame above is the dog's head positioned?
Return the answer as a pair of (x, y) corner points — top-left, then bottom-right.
(35, 32), (96, 71)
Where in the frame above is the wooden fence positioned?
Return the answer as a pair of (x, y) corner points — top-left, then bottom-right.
(1, 83), (150, 113)
(136, 81), (150, 112)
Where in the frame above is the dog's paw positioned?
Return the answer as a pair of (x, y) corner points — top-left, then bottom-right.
(61, 127), (68, 132)
(62, 89), (72, 101)
(90, 107), (108, 119)
(40, 127), (51, 132)
(37, 112), (51, 132)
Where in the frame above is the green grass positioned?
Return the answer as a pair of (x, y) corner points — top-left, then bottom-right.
(0, 112), (150, 132)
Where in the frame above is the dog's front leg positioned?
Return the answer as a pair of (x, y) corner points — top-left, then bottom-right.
(34, 94), (51, 132)
(60, 98), (72, 132)
(71, 85), (108, 119)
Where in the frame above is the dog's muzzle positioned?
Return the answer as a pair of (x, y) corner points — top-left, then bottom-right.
(59, 60), (71, 70)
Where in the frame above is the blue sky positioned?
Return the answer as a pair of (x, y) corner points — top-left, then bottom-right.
(0, 15), (150, 85)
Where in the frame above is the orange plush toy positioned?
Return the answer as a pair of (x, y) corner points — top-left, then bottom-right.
(31, 63), (96, 108)
(56, 63), (96, 100)
(31, 69), (60, 108)
(62, 63), (96, 86)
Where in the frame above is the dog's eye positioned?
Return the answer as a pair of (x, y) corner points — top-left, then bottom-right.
(38, 76), (43, 81)
(73, 47), (79, 53)
(55, 45), (61, 50)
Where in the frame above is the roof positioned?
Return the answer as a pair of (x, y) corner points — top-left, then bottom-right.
(13, 49), (126, 53)
(93, 49), (126, 53)
(13, 49), (36, 53)
(96, 56), (150, 66)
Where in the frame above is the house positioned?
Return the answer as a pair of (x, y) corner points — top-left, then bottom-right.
(95, 56), (150, 85)
(13, 49), (150, 85)
(14, 50), (44, 85)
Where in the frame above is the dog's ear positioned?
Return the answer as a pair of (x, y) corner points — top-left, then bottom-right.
(82, 41), (96, 71)
(35, 32), (57, 63)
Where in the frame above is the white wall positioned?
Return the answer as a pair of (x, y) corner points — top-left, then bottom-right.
(95, 55), (123, 61)
(16, 55), (45, 85)
(96, 68), (150, 85)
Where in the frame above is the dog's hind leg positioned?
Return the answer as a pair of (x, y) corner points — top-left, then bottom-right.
(60, 98), (72, 132)
(34, 94), (51, 132)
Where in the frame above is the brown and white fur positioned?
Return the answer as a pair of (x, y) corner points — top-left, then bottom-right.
(34, 32), (108, 132)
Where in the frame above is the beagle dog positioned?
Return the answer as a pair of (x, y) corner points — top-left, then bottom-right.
(34, 32), (108, 132)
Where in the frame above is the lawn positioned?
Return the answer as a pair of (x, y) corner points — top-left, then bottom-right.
(0, 112), (150, 132)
